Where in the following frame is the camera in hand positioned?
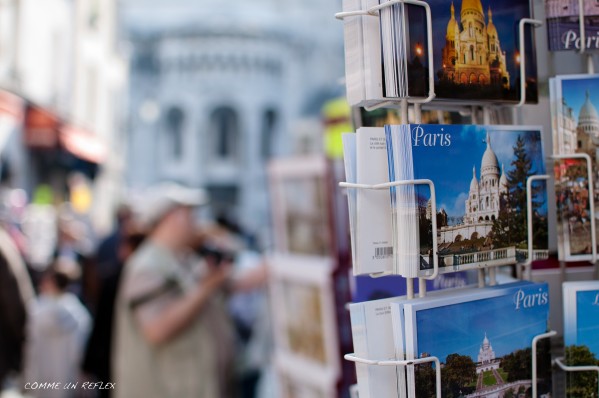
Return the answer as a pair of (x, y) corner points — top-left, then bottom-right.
(195, 244), (236, 265)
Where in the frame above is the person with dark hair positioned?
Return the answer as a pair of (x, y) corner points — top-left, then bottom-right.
(23, 258), (91, 398)
(82, 228), (146, 397)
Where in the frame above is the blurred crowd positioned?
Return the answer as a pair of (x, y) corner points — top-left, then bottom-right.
(0, 181), (272, 398)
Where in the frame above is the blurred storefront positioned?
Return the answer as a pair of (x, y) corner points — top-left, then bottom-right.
(23, 103), (106, 198)
(0, 0), (127, 237)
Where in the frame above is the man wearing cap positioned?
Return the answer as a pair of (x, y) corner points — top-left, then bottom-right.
(112, 183), (236, 398)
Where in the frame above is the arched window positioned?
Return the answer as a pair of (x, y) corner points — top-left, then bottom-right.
(261, 108), (278, 160)
(210, 106), (239, 160)
(166, 107), (184, 159)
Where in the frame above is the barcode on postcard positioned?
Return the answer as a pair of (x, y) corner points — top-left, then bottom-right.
(374, 246), (393, 259)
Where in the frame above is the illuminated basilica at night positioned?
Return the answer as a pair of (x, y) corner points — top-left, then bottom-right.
(440, 0), (510, 89)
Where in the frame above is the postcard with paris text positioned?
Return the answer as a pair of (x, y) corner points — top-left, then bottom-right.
(403, 282), (551, 397)
(385, 124), (548, 278)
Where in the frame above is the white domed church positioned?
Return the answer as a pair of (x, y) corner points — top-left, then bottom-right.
(577, 90), (599, 152)
(476, 333), (499, 373)
(122, 0), (344, 241)
(465, 132), (508, 225)
(439, 132), (507, 244)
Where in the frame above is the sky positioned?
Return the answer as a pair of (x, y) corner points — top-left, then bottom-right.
(406, 124), (547, 219)
(409, 284), (549, 363)
(427, 0), (535, 85)
(561, 76), (599, 120)
(575, 290), (599, 357)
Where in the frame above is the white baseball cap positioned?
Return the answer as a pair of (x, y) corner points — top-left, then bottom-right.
(136, 182), (209, 228)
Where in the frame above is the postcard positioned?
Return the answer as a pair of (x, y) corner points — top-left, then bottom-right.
(351, 272), (469, 303)
(546, 0), (599, 51)
(563, 281), (599, 351)
(562, 280), (599, 397)
(551, 74), (599, 261)
(349, 296), (408, 398)
(402, 282), (551, 397)
(266, 254), (340, 374)
(427, 0), (537, 103)
(342, 133), (358, 269)
(355, 127), (394, 275)
(349, 284), (480, 397)
(341, 0), (384, 107)
(342, 0), (535, 105)
(267, 156), (332, 256)
(379, 1), (429, 99)
(342, 0), (366, 106)
(385, 124), (548, 278)
(278, 369), (332, 398)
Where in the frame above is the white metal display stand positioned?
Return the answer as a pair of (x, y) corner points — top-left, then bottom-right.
(553, 357), (599, 396)
(344, 353), (442, 397)
(336, 0), (599, 396)
(339, 179), (439, 299)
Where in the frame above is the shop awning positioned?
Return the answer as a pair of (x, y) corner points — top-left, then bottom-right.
(59, 124), (107, 164)
(24, 103), (106, 164)
(24, 104), (60, 149)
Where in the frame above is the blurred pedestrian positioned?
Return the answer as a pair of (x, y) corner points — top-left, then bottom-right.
(94, 205), (134, 283)
(112, 182), (236, 398)
(82, 226), (146, 398)
(0, 226), (35, 392)
(23, 258), (91, 398)
(53, 211), (94, 307)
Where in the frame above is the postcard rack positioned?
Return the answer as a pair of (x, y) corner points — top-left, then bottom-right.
(345, 330), (591, 398)
(531, 331), (558, 398)
(344, 352), (442, 397)
(341, 169), (559, 297)
(344, 330), (558, 398)
(335, 0), (436, 113)
(339, 179), (439, 299)
(335, 2), (599, 398)
(335, 0), (542, 112)
(517, 153), (599, 280)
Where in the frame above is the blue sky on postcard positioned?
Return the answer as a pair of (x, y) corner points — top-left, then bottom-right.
(412, 284), (549, 363)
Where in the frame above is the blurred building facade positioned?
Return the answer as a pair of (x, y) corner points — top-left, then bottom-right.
(122, 0), (345, 243)
(0, 0), (127, 234)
